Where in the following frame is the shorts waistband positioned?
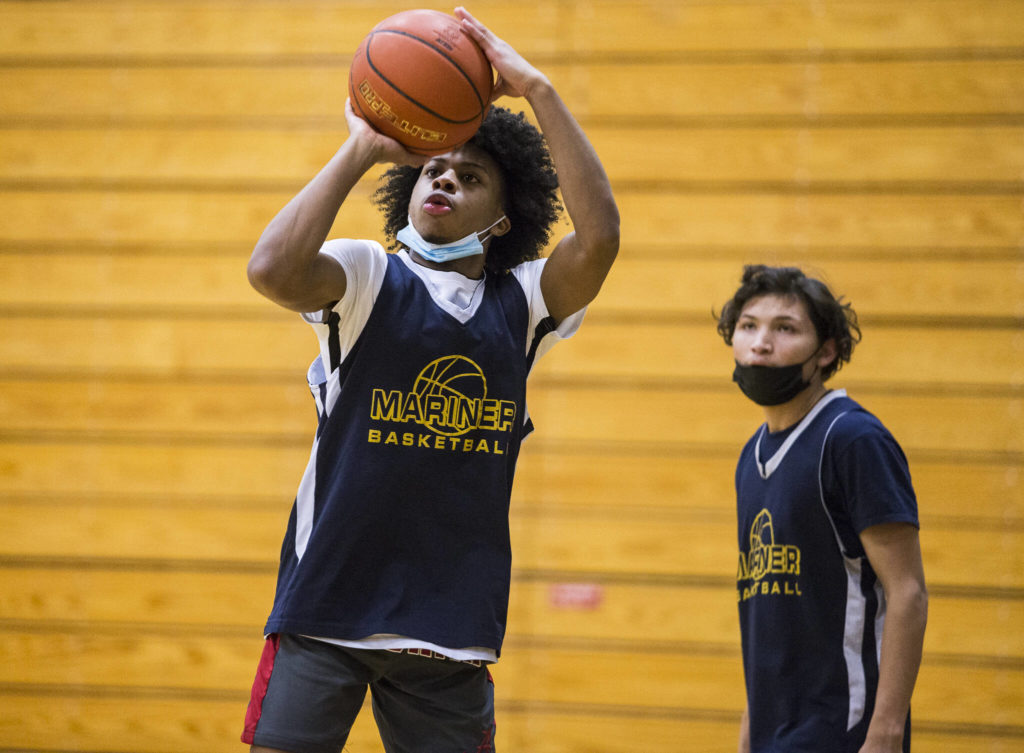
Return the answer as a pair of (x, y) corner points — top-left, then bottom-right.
(385, 647), (484, 667)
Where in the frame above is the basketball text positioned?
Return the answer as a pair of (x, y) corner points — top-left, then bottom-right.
(357, 80), (448, 145)
(736, 509), (803, 603)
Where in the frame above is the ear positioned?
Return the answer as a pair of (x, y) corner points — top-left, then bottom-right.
(490, 216), (511, 237)
(817, 338), (839, 370)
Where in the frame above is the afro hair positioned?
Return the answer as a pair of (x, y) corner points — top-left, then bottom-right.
(372, 105), (563, 274)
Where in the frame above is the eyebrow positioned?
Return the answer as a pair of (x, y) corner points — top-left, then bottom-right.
(427, 157), (493, 175)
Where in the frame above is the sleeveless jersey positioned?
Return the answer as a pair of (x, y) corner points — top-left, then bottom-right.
(263, 252), (557, 656)
(735, 390), (918, 752)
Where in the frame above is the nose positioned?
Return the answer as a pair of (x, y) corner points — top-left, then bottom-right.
(750, 328), (772, 353)
(432, 169), (456, 192)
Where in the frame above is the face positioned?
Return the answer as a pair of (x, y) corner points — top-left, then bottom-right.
(408, 144), (506, 244)
(732, 294), (836, 381)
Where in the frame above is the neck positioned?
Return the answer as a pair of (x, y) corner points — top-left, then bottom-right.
(762, 382), (830, 433)
(408, 248), (486, 280)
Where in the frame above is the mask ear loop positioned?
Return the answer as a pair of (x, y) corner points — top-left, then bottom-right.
(477, 215), (508, 243)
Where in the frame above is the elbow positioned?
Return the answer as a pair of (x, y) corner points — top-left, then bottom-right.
(246, 252), (276, 297)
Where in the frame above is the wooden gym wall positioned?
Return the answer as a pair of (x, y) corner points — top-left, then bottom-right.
(0, 0), (1022, 751)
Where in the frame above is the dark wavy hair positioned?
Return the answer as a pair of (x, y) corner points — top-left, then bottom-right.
(716, 265), (862, 380)
(372, 105), (562, 273)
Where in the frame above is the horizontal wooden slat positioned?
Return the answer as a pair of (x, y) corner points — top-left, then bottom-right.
(4, 127), (1024, 184)
(3, 61), (1023, 123)
(1, 631), (1018, 729)
(3, 191), (1021, 250)
(0, 501), (1018, 588)
(565, 0), (1024, 54)
(3, 0), (1023, 58)
(2, 253), (1020, 320)
(3, 568), (1020, 659)
(0, 690), (1016, 753)
(1, 316), (1021, 390)
(1, 441), (1018, 522)
(1, 378), (1020, 455)
(0, 1), (561, 60)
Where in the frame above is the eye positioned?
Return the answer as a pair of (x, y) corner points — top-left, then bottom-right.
(462, 172), (480, 183)
(423, 166), (440, 178)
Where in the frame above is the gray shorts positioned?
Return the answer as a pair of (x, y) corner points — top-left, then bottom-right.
(242, 634), (496, 753)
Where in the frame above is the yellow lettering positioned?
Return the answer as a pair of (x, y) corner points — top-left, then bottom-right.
(370, 389), (404, 421)
(402, 433), (414, 446)
(475, 439), (490, 453)
(368, 429), (381, 443)
(384, 432), (398, 445)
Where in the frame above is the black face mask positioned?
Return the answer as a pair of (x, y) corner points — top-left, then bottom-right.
(732, 358), (813, 406)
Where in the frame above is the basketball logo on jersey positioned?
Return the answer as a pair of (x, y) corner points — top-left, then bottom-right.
(367, 355), (517, 454)
(737, 509), (802, 602)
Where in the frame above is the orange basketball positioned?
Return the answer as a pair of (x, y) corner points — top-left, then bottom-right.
(348, 9), (494, 156)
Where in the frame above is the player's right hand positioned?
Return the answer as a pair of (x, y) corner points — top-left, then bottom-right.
(344, 98), (427, 168)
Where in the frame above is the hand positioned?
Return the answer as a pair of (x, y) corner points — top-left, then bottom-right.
(454, 6), (549, 101)
(343, 98), (426, 168)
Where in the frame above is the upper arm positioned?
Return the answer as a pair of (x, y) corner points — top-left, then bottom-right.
(247, 241), (350, 314)
(860, 522), (927, 598)
(538, 228), (618, 325)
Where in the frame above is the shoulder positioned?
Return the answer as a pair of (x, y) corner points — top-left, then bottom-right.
(825, 399), (898, 451)
(508, 257), (547, 292)
(320, 238), (388, 274)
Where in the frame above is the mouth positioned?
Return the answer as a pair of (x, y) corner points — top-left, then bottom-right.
(423, 193), (453, 215)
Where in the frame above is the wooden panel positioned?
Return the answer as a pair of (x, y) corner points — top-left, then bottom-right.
(0, 694), (262, 753)
(566, 0), (1024, 53)
(2, 568), (1020, 661)
(596, 257), (1024, 319)
(0, 501), (1018, 588)
(4, 127), (1024, 183)
(0, 1), (561, 59)
(17, 632), (1015, 727)
(3, 191), (1021, 250)
(538, 324), (1024, 389)
(612, 193), (1024, 249)
(2, 441), (1017, 523)
(1, 316), (1021, 390)
(527, 388), (1023, 456)
(1, 378), (1020, 455)
(573, 61), (1024, 118)
(3, 61), (1023, 123)
(2, 252), (1020, 319)
(0, 689), (1017, 753)
(0, 441), (310, 500)
(3, 0), (1023, 58)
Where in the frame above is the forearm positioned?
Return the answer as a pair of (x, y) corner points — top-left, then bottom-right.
(525, 80), (619, 254)
(248, 136), (377, 301)
(863, 586), (928, 747)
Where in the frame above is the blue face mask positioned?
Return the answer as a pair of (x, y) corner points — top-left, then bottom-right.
(397, 215), (507, 263)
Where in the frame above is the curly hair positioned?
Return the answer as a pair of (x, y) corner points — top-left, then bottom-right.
(715, 265), (862, 381)
(372, 105), (562, 273)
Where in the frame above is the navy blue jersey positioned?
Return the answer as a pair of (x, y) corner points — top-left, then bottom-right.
(264, 254), (553, 656)
(735, 390), (918, 753)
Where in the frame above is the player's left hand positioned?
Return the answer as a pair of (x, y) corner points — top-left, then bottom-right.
(454, 6), (550, 102)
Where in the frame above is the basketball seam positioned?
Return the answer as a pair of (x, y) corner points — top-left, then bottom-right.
(364, 29), (489, 124)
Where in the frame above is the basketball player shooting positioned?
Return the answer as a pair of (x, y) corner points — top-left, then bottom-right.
(240, 7), (619, 752)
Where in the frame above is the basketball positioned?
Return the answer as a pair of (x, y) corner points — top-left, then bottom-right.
(348, 9), (494, 155)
